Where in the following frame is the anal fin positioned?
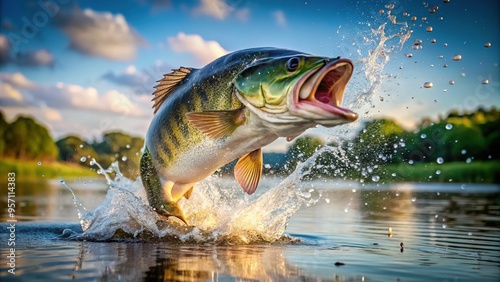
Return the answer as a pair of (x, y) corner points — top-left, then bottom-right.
(234, 148), (263, 195)
(183, 186), (194, 199)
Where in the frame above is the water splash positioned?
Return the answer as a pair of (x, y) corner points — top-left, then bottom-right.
(64, 148), (338, 244)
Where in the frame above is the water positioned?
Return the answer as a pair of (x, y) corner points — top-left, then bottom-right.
(1, 162), (499, 281)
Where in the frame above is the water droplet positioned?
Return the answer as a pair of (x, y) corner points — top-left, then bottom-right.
(438, 55), (444, 59)
(37, 161), (42, 165)
(421, 133), (427, 139)
(436, 170), (441, 175)
(444, 43), (448, 47)
(449, 80), (455, 85)
(405, 53), (413, 58)
(325, 198), (330, 204)
(445, 124), (453, 130)
(80, 157), (87, 162)
(371, 175), (380, 182)
(437, 157), (444, 164)
(442, 224), (447, 229)
(411, 197), (416, 202)
(379, 9), (384, 14)
(60, 180), (66, 184)
(482, 79), (489, 85)
(126, 144), (131, 149)
(121, 156), (128, 161)
(411, 16), (417, 21)
(409, 160), (414, 165)
(79, 144), (84, 148)
(352, 189), (357, 193)
(422, 17), (428, 21)
(466, 157), (472, 164)
(443, 64), (448, 68)
(423, 82), (433, 88)
(391, 173), (397, 177)
(426, 26), (433, 32)
(468, 232), (472, 236)
(444, 0), (450, 3)
(460, 72), (466, 77)
(430, 38), (436, 43)
(484, 42), (491, 47)
(461, 149), (467, 155)
(344, 207), (349, 213)
(452, 54), (462, 61)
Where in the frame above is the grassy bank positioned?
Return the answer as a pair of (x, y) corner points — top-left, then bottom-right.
(377, 161), (500, 183)
(0, 159), (96, 179)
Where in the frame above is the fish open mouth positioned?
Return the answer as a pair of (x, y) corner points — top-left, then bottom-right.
(292, 58), (358, 123)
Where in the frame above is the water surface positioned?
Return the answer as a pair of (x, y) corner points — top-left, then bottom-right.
(1, 176), (499, 281)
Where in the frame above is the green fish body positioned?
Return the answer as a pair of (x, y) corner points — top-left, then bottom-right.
(140, 47), (358, 224)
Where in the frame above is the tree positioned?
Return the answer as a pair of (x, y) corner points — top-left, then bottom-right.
(0, 111), (8, 157)
(3, 116), (58, 161)
(91, 131), (144, 178)
(56, 135), (97, 165)
(286, 135), (324, 171)
(351, 118), (406, 165)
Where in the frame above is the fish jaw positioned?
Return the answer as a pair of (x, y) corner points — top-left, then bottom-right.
(288, 58), (358, 126)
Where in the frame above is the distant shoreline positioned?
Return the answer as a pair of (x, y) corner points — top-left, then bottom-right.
(2, 159), (498, 184)
(0, 159), (96, 180)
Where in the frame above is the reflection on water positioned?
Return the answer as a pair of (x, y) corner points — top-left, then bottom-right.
(0, 178), (108, 222)
(0, 179), (499, 281)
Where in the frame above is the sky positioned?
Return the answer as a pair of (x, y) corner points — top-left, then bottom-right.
(0, 0), (499, 152)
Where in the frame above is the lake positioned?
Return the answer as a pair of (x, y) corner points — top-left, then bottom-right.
(1, 172), (499, 281)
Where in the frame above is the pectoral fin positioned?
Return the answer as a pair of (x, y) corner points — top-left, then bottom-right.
(186, 108), (246, 139)
(234, 148), (263, 195)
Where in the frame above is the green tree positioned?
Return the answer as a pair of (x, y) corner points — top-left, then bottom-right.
(56, 135), (97, 165)
(286, 135), (324, 170)
(0, 111), (8, 157)
(91, 131), (144, 178)
(351, 118), (406, 165)
(3, 116), (58, 161)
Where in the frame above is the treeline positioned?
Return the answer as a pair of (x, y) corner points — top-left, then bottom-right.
(283, 107), (500, 182)
(1, 107), (498, 182)
(0, 111), (144, 178)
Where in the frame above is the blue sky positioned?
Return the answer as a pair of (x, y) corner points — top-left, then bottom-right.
(0, 0), (499, 152)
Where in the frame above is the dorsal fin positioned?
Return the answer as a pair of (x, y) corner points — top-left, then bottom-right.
(152, 67), (193, 114)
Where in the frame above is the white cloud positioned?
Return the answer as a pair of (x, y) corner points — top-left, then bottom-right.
(16, 49), (54, 67)
(273, 10), (286, 27)
(193, 0), (249, 21)
(0, 83), (24, 106)
(0, 34), (10, 64)
(0, 72), (146, 117)
(194, 0), (233, 20)
(168, 32), (228, 66)
(0, 34), (55, 67)
(102, 62), (172, 95)
(0, 72), (36, 89)
(53, 9), (146, 61)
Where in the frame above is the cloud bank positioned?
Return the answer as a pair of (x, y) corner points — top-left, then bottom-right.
(53, 9), (146, 61)
(168, 32), (228, 66)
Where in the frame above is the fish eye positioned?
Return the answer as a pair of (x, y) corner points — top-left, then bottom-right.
(286, 57), (300, 72)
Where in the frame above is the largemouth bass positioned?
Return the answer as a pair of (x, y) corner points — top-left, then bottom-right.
(140, 47), (357, 224)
